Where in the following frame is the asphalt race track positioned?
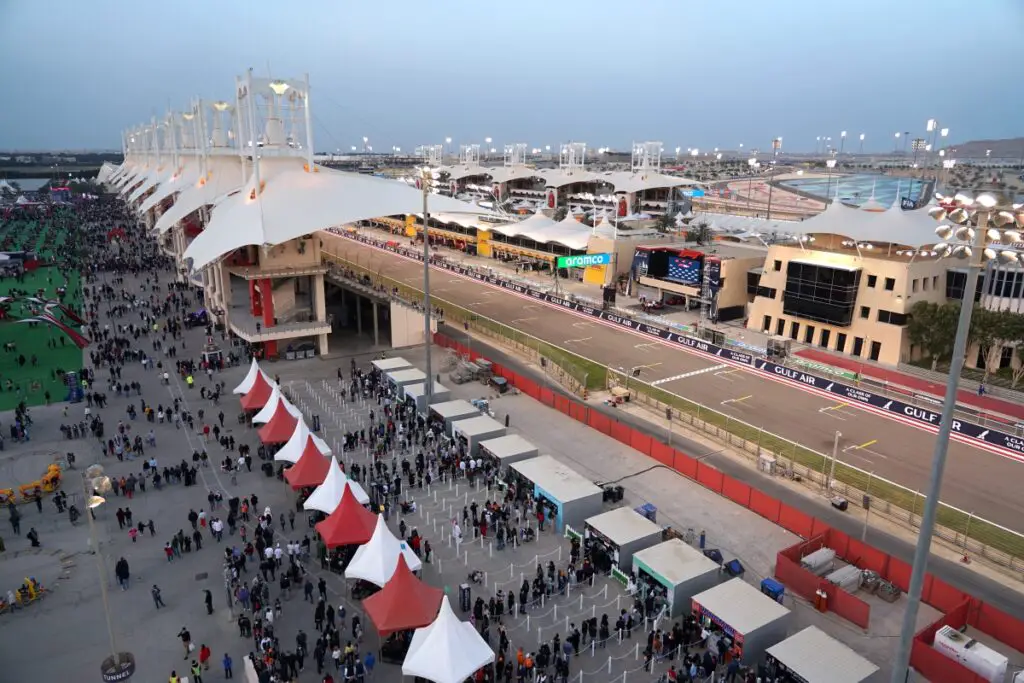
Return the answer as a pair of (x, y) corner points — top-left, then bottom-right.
(327, 236), (1024, 533)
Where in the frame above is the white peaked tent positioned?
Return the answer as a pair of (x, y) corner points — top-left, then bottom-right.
(252, 385), (301, 424)
(345, 513), (423, 586)
(233, 358), (263, 395)
(274, 420), (331, 463)
(402, 595), (495, 683)
(303, 457), (370, 511)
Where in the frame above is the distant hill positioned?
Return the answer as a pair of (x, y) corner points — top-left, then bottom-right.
(941, 137), (1024, 160)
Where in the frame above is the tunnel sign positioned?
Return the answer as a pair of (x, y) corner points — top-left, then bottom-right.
(557, 253), (611, 269)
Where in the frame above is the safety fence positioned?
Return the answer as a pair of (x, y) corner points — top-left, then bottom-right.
(606, 370), (1024, 581)
(432, 331), (1024, 678)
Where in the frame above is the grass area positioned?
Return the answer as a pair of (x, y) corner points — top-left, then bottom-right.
(0, 216), (85, 410)
(325, 248), (1024, 562)
(640, 380), (1024, 562)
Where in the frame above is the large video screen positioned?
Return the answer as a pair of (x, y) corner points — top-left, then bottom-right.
(782, 261), (861, 326)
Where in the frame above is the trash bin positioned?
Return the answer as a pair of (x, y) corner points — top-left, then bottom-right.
(459, 583), (471, 613)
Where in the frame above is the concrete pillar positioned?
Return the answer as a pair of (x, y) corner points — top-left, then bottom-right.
(313, 274), (327, 324)
(317, 333), (329, 356)
(261, 278), (274, 328)
(249, 280), (260, 316)
(372, 301), (379, 346)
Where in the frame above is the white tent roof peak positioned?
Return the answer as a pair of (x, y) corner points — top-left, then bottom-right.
(252, 384), (284, 424)
(303, 457), (369, 512)
(233, 358), (263, 394)
(154, 156), (245, 234)
(402, 595), (495, 683)
(345, 513), (423, 586)
(183, 160), (491, 270)
(274, 419), (331, 463)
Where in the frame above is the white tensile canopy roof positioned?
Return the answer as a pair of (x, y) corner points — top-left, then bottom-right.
(251, 384), (284, 424)
(232, 358), (263, 394)
(117, 168), (150, 195)
(184, 159), (493, 270)
(797, 197), (939, 247)
(600, 170), (701, 194)
(274, 420), (330, 463)
(303, 457), (370, 511)
(154, 156), (245, 234)
(127, 163), (169, 203)
(402, 595), (495, 683)
(138, 160), (204, 214)
(489, 209), (558, 239)
(97, 162), (118, 185)
(593, 216), (617, 239)
(345, 513), (423, 586)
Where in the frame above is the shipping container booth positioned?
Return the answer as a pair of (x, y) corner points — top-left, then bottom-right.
(371, 357), (412, 373)
(765, 627), (880, 683)
(632, 539), (722, 617)
(428, 400), (481, 436)
(386, 368), (428, 398)
(479, 434), (539, 472)
(584, 507), (663, 573)
(510, 455), (603, 533)
(691, 578), (792, 664)
(451, 415), (506, 456)
(403, 382), (451, 414)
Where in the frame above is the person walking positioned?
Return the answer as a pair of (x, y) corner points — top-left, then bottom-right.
(178, 627), (192, 659)
(115, 557), (130, 591)
(204, 588), (214, 615)
(189, 659), (203, 683)
(223, 653), (233, 679)
(152, 584), (166, 608)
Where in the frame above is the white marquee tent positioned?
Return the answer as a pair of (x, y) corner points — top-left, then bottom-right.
(303, 457), (369, 511)
(274, 420), (331, 464)
(345, 513), (423, 587)
(232, 358), (264, 394)
(402, 595), (495, 683)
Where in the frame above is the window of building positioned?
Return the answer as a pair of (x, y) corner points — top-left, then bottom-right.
(776, 318), (785, 336)
(912, 279), (919, 293)
(836, 333), (847, 353)
(762, 315), (772, 332)
(867, 275), (877, 288)
(773, 260), (782, 272)
(820, 329), (831, 349)
(852, 337), (864, 357)
(922, 278), (929, 291)
(782, 262), (862, 327)
(946, 271), (984, 302)
(870, 340), (882, 361)
(884, 277), (896, 291)
(790, 321), (800, 340)
(860, 306), (870, 319)
(877, 309), (909, 325)
(804, 325), (815, 344)
(755, 286), (777, 299)
(932, 275), (939, 290)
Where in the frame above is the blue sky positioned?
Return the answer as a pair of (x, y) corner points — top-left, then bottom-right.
(1, 0), (1022, 151)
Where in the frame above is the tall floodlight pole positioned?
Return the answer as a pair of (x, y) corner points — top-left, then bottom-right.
(421, 167), (433, 400)
(765, 137), (782, 220)
(891, 191), (1021, 682)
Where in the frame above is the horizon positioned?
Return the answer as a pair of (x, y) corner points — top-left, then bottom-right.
(1, 0), (1022, 152)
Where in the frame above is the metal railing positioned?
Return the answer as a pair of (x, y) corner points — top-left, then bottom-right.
(608, 371), (1024, 581)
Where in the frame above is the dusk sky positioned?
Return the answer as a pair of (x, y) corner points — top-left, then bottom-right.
(2, 0), (1022, 152)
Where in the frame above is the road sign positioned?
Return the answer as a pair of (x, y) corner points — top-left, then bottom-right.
(556, 253), (612, 269)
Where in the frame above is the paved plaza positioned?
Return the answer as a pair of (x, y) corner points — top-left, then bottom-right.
(0, 252), (947, 682)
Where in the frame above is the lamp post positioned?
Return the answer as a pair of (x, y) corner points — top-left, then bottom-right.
(859, 133), (865, 155)
(765, 137), (782, 220)
(894, 131), (901, 154)
(891, 190), (1024, 683)
(839, 131), (847, 158)
(827, 431), (841, 495)
(420, 168), (434, 399)
(445, 136), (452, 161)
(825, 157), (837, 202)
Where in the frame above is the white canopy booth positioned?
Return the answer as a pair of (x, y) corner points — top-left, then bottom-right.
(302, 457), (369, 511)
(232, 358), (264, 394)
(402, 595), (495, 683)
(251, 385), (301, 424)
(274, 420), (330, 464)
(345, 514), (423, 587)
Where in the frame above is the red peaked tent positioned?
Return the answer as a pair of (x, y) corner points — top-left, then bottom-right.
(258, 403), (298, 444)
(362, 555), (443, 636)
(240, 373), (273, 411)
(284, 441), (332, 490)
(315, 486), (377, 548)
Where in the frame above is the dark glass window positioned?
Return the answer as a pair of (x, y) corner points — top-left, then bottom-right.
(877, 309), (908, 326)
(782, 262), (862, 326)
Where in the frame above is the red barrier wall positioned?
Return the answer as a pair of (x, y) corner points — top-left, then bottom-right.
(649, 442), (674, 468)
(822, 582), (870, 630)
(569, 402), (588, 424)
(630, 431), (653, 457)
(673, 451), (698, 479)
(539, 388), (555, 407)
(554, 394), (571, 416)
(774, 554), (820, 602)
(911, 639), (985, 683)
(722, 476), (752, 508)
(610, 422), (633, 447)
(778, 504), (814, 538)
(695, 463), (724, 493)
(588, 412), (611, 436)
(885, 557), (912, 593)
(973, 601), (1024, 654)
(749, 489), (781, 524)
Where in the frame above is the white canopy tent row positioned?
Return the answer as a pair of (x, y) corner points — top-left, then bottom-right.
(302, 456), (370, 511)
(232, 358), (264, 394)
(251, 384), (301, 424)
(154, 157), (245, 235)
(182, 157), (493, 270)
(138, 159), (204, 214)
(127, 163), (169, 204)
(273, 420), (331, 464)
(344, 513), (423, 587)
(402, 595), (496, 683)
